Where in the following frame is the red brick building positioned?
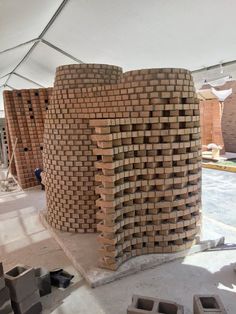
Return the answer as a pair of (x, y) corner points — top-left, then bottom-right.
(199, 81), (236, 153)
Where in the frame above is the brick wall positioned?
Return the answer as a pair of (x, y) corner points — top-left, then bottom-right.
(43, 64), (201, 270)
(3, 88), (52, 188)
(199, 81), (236, 153)
(221, 81), (236, 152)
(199, 99), (224, 148)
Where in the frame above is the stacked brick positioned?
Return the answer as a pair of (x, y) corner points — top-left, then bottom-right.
(43, 64), (201, 270)
(3, 88), (52, 188)
(43, 64), (123, 232)
(92, 110), (201, 269)
(221, 81), (236, 153)
(0, 262), (14, 314)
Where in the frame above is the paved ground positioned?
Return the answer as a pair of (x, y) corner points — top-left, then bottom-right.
(202, 168), (236, 227)
(0, 167), (235, 313)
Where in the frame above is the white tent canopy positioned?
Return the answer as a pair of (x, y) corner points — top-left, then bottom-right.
(1, 0), (236, 113)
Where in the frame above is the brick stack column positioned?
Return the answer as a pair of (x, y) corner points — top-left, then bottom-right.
(43, 64), (123, 232)
(3, 88), (52, 188)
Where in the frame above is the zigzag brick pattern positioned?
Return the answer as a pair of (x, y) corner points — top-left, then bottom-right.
(43, 64), (201, 268)
(3, 88), (52, 188)
(92, 115), (201, 269)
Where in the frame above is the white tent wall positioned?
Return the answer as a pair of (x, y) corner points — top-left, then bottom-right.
(1, 0), (236, 112)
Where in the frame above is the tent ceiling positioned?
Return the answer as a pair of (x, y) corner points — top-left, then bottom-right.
(1, 0), (236, 112)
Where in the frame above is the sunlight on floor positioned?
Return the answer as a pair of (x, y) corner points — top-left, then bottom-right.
(218, 283), (236, 293)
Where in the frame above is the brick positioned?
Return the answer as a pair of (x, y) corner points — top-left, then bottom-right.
(3, 88), (52, 188)
(199, 81), (236, 153)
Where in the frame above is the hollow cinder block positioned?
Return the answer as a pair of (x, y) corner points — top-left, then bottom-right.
(127, 295), (156, 314)
(127, 294), (184, 314)
(193, 295), (227, 314)
(0, 286), (14, 314)
(0, 276), (5, 291)
(0, 262), (3, 277)
(34, 267), (51, 297)
(11, 290), (42, 314)
(4, 265), (37, 302)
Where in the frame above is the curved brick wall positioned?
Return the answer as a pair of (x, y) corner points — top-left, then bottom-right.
(44, 64), (201, 270)
(44, 64), (123, 232)
(54, 64), (123, 89)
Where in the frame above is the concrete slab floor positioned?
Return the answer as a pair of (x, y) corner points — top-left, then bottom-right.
(203, 168), (236, 227)
(0, 167), (235, 313)
(39, 210), (225, 288)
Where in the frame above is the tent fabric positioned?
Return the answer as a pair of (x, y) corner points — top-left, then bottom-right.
(1, 0), (236, 112)
(211, 88), (232, 102)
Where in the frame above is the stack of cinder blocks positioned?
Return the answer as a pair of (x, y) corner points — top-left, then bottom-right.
(5, 265), (42, 314)
(3, 88), (52, 189)
(0, 262), (13, 314)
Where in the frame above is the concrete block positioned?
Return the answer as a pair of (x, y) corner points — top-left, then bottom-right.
(0, 286), (13, 314)
(127, 294), (184, 314)
(34, 267), (51, 297)
(5, 265), (37, 302)
(24, 302), (42, 314)
(11, 290), (42, 314)
(193, 295), (227, 314)
(0, 261), (5, 290)
(0, 262), (3, 277)
(0, 276), (5, 291)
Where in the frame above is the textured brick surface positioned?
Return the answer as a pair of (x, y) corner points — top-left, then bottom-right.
(92, 116), (201, 270)
(200, 99), (224, 148)
(43, 64), (123, 233)
(221, 81), (236, 153)
(199, 81), (236, 153)
(3, 88), (52, 188)
(43, 64), (201, 269)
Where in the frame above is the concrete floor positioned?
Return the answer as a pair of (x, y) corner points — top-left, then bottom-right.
(0, 168), (236, 313)
(203, 168), (236, 227)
